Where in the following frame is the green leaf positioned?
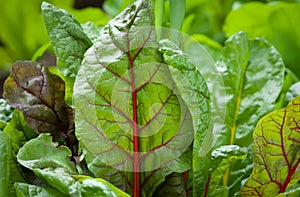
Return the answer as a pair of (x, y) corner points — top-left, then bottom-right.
(214, 31), (285, 194)
(3, 61), (75, 143)
(224, 2), (300, 78)
(158, 39), (211, 197)
(17, 133), (76, 174)
(73, 1), (206, 196)
(42, 2), (92, 105)
(0, 131), (10, 197)
(81, 22), (102, 43)
(193, 145), (247, 197)
(240, 96), (300, 196)
(32, 168), (130, 197)
(158, 172), (187, 196)
(14, 183), (68, 197)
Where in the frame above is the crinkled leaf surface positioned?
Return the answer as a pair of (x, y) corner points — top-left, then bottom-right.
(158, 172), (187, 197)
(224, 2), (300, 77)
(17, 133), (76, 174)
(214, 31), (284, 194)
(3, 61), (74, 142)
(14, 183), (68, 197)
(240, 96), (300, 196)
(42, 2), (92, 105)
(158, 39), (210, 197)
(0, 99), (14, 128)
(73, 0), (209, 196)
(193, 145), (247, 197)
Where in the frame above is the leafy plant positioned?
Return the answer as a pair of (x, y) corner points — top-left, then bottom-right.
(0, 0), (299, 197)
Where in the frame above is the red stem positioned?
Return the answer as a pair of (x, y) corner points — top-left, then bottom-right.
(204, 176), (211, 197)
(128, 53), (140, 197)
(280, 158), (300, 193)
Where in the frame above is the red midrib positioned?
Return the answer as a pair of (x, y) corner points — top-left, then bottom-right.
(280, 157), (300, 193)
(128, 53), (140, 197)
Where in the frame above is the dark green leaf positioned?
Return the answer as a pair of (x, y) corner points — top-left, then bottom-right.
(240, 96), (300, 196)
(17, 133), (76, 174)
(14, 183), (68, 197)
(159, 172), (187, 197)
(42, 2), (92, 105)
(0, 131), (10, 197)
(194, 145), (247, 197)
(3, 61), (75, 143)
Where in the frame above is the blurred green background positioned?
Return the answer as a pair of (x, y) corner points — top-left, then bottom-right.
(1, 0), (300, 98)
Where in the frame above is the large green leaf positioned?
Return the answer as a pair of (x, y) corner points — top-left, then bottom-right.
(42, 2), (92, 105)
(17, 133), (76, 174)
(3, 61), (75, 146)
(73, 0), (209, 196)
(215, 31), (285, 194)
(224, 2), (300, 77)
(240, 96), (300, 196)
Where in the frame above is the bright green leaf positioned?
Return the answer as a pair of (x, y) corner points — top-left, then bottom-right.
(215, 31), (285, 194)
(240, 96), (300, 196)
(17, 133), (76, 174)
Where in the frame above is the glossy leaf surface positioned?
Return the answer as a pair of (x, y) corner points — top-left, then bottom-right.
(240, 96), (300, 196)
(3, 61), (74, 142)
(42, 2), (92, 105)
(214, 32), (285, 194)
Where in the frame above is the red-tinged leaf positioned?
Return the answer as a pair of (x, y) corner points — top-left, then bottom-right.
(240, 96), (300, 196)
(73, 0), (209, 196)
(3, 61), (75, 147)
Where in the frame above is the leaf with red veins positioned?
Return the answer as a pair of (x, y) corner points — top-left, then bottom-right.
(240, 96), (300, 196)
(74, 1), (210, 196)
(3, 61), (74, 143)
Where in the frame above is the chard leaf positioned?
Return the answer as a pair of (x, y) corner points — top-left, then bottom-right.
(74, 0), (209, 196)
(240, 96), (300, 196)
(194, 145), (247, 197)
(215, 31), (284, 194)
(17, 133), (76, 174)
(14, 183), (68, 197)
(42, 2), (92, 105)
(0, 131), (10, 197)
(32, 168), (130, 197)
(158, 39), (210, 197)
(3, 61), (75, 144)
